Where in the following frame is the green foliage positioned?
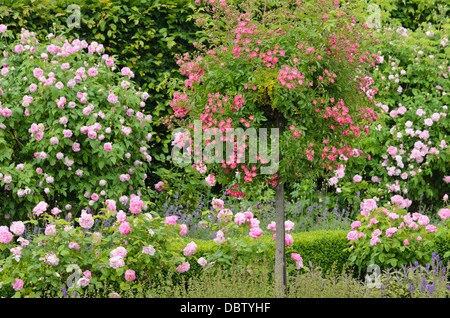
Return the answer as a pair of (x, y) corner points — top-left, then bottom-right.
(0, 207), (191, 297)
(286, 230), (351, 274)
(366, 0), (449, 30)
(433, 226), (450, 267)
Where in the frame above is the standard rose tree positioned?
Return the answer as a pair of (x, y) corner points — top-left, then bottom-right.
(0, 28), (154, 220)
(167, 0), (382, 295)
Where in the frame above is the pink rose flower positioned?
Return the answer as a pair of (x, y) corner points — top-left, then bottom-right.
(385, 227), (398, 237)
(183, 241), (197, 256)
(129, 196), (144, 214)
(249, 227), (263, 239)
(234, 212), (246, 225)
(33, 68), (44, 78)
(110, 246), (127, 259)
(116, 211), (127, 223)
(119, 221), (131, 235)
(347, 230), (359, 241)
(351, 221), (361, 229)
(142, 245), (155, 255)
(10, 221), (25, 235)
(125, 269), (136, 281)
(176, 262), (190, 273)
(79, 212), (94, 229)
(212, 198), (224, 210)
(0, 226), (13, 244)
(205, 174), (216, 187)
(109, 256), (125, 269)
(179, 224), (188, 236)
(438, 208), (450, 220)
(104, 142), (113, 151)
(285, 234), (294, 246)
(12, 278), (24, 291)
(155, 181), (166, 192)
(69, 242), (80, 250)
(45, 223), (56, 236)
(165, 215), (178, 226)
(214, 230), (225, 243)
(33, 201), (48, 216)
(77, 277), (90, 287)
(106, 199), (116, 212)
(291, 253), (303, 269)
(372, 229), (382, 237)
(417, 215), (430, 226)
(218, 209), (233, 222)
(370, 236), (381, 246)
(285, 220), (295, 232)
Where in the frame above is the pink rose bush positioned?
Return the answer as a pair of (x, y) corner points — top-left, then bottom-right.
(0, 200), (198, 297)
(346, 194), (450, 271)
(166, 0), (381, 201)
(327, 22), (449, 211)
(0, 28), (154, 221)
(0, 193), (315, 297)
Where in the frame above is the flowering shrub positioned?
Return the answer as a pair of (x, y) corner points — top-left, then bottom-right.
(0, 195), (309, 297)
(345, 194), (450, 273)
(0, 27), (155, 222)
(329, 20), (449, 210)
(0, 197), (196, 297)
(165, 0), (382, 197)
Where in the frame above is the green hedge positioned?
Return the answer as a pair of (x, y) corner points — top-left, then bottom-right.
(172, 230), (352, 275)
(173, 229), (450, 277)
(361, 0), (449, 30)
(433, 232), (450, 266)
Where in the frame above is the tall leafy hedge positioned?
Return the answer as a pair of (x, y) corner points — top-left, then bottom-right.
(363, 0), (448, 30)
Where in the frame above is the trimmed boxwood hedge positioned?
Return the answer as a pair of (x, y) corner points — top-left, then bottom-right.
(173, 229), (450, 278)
(171, 230), (352, 275)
